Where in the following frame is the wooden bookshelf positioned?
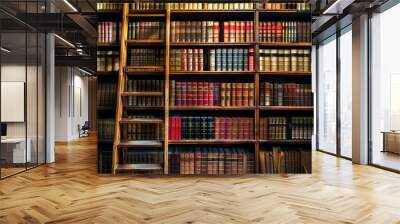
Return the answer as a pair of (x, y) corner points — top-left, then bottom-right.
(97, 2), (312, 175)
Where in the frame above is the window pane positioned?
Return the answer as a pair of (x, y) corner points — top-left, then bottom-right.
(340, 28), (352, 158)
(318, 36), (337, 154)
(371, 4), (400, 171)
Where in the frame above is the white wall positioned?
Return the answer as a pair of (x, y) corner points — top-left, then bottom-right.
(55, 66), (89, 141)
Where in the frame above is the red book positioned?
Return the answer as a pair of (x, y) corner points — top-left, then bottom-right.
(208, 82), (214, 106)
(215, 117), (220, 139)
(213, 22), (219, 42)
(178, 117), (182, 140)
(223, 22), (229, 42)
(249, 48), (254, 71)
(203, 82), (209, 106)
(249, 118), (254, 140)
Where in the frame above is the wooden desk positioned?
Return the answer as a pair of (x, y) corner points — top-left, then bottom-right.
(1, 138), (31, 164)
(382, 132), (400, 154)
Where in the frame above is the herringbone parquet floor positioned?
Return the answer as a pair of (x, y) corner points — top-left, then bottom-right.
(1, 136), (400, 224)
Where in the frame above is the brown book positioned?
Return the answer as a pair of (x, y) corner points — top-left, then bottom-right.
(248, 83), (254, 106)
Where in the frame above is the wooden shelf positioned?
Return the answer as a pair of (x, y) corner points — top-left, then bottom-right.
(97, 106), (115, 111)
(125, 106), (164, 111)
(97, 42), (120, 47)
(259, 71), (311, 76)
(126, 65), (164, 72)
(169, 140), (256, 145)
(258, 42), (312, 47)
(259, 140), (311, 144)
(120, 118), (163, 124)
(127, 40), (165, 46)
(98, 9), (122, 14)
(171, 42), (255, 47)
(128, 13), (165, 17)
(122, 91), (163, 97)
(116, 163), (163, 171)
(119, 140), (163, 147)
(170, 71), (255, 76)
(259, 106), (313, 111)
(96, 71), (118, 76)
(170, 106), (255, 111)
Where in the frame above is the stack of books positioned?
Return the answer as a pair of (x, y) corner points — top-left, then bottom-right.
(259, 49), (311, 72)
(128, 22), (165, 40)
(169, 116), (254, 140)
(97, 22), (120, 44)
(171, 21), (219, 43)
(223, 21), (254, 42)
(169, 81), (254, 107)
(97, 82), (117, 107)
(260, 82), (313, 106)
(126, 79), (164, 107)
(258, 2), (310, 11)
(259, 147), (311, 174)
(97, 119), (115, 141)
(125, 116), (163, 140)
(259, 21), (310, 43)
(129, 48), (164, 68)
(129, 2), (165, 10)
(170, 3), (254, 10)
(169, 146), (255, 175)
(209, 48), (254, 71)
(170, 49), (204, 71)
(97, 3), (122, 10)
(97, 51), (119, 72)
(260, 116), (313, 140)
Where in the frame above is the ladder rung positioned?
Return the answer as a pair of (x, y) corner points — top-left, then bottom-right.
(116, 163), (163, 171)
(119, 140), (163, 147)
(121, 91), (163, 97)
(120, 118), (163, 124)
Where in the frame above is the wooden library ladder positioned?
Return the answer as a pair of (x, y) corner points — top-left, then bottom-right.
(111, 3), (166, 174)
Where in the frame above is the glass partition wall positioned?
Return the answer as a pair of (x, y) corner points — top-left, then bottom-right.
(0, 1), (46, 179)
(316, 25), (353, 159)
(370, 3), (400, 171)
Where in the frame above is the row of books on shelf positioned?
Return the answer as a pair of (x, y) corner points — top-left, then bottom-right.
(169, 146), (255, 175)
(170, 3), (254, 10)
(98, 119), (115, 141)
(127, 96), (164, 107)
(97, 3), (122, 10)
(98, 22), (120, 44)
(97, 82), (117, 107)
(259, 49), (311, 72)
(129, 2), (165, 10)
(260, 82), (312, 106)
(210, 48), (254, 71)
(129, 48), (164, 68)
(123, 116), (164, 141)
(97, 2), (310, 12)
(259, 147), (311, 174)
(258, 3), (310, 11)
(97, 51), (119, 72)
(128, 22), (165, 41)
(260, 117), (313, 140)
(171, 21), (218, 43)
(169, 81), (254, 107)
(127, 79), (164, 92)
(170, 21), (254, 43)
(259, 21), (311, 43)
(168, 116), (254, 140)
(170, 48), (254, 72)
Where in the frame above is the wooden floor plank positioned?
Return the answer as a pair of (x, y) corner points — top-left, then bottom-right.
(0, 135), (399, 223)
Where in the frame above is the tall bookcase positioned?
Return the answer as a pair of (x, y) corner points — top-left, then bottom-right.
(97, 2), (312, 175)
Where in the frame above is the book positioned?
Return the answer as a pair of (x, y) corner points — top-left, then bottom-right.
(209, 48), (254, 72)
(260, 82), (312, 106)
(97, 82), (117, 107)
(129, 2), (165, 10)
(258, 2), (310, 11)
(97, 3), (122, 10)
(259, 147), (311, 174)
(259, 48), (311, 72)
(168, 146), (254, 175)
(128, 48), (164, 71)
(128, 22), (165, 40)
(169, 81), (254, 107)
(170, 3), (254, 10)
(97, 22), (120, 44)
(169, 116), (253, 140)
(260, 116), (312, 140)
